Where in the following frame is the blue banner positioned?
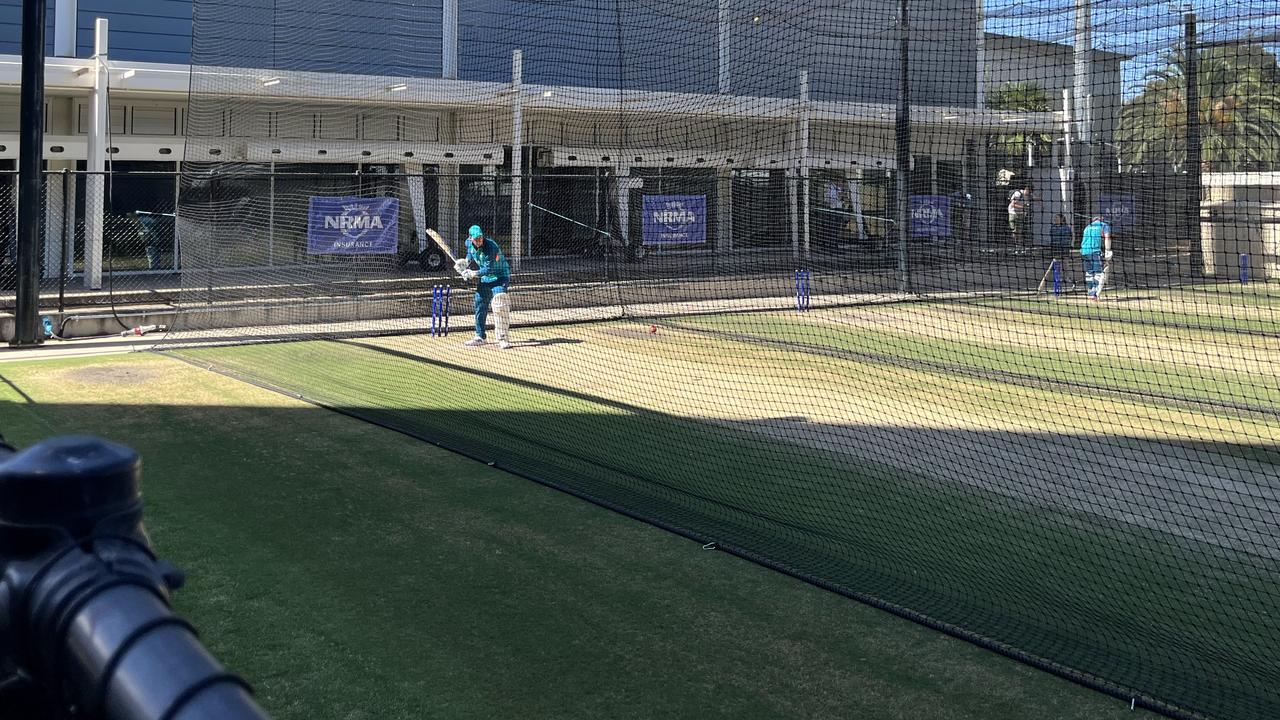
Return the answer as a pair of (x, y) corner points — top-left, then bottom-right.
(642, 195), (706, 245)
(307, 197), (399, 254)
(1097, 194), (1135, 229)
(910, 195), (951, 237)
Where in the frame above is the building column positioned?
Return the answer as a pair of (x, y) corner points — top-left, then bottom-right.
(268, 162), (276, 265)
(976, 138), (990, 248)
(616, 173), (642, 249)
(437, 110), (461, 251)
(717, 167), (733, 251)
(43, 165), (73, 280)
(43, 97), (77, 280)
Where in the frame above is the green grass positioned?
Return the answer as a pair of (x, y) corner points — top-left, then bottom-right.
(174, 335), (1280, 720)
(972, 294), (1280, 336)
(0, 353), (1164, 720)
(668, 310), (1280, 413)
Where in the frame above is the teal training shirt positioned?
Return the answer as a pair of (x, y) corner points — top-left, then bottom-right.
(1080, 220), (1110, 256)
(466, 238), (511, 283)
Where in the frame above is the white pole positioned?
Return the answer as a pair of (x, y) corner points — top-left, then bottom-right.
(172, 162), (180, 270)
(800, 70), (811, 258)
(717, 0), (730, 93)
(443, 0), (458, 79)
(1074, 0), (1094, 215)
(975, 0), (986, 109)
(268, 161), (275, 266)
(1060, 88), (1073, 218)
(53, 0), (77, 56)
(511, 49), (523, 271)
(84, 17), (107, 289)
(718, 167), (733, 252)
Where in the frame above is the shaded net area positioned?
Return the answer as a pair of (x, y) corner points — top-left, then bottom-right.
(169, 1), (1280, 718)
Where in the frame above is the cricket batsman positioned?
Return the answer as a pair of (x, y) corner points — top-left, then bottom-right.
(1080, 214), (1113, 300)
(454, 225), (513, 349)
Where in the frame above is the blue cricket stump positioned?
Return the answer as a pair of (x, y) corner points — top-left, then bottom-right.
(1240, 253), (1250, 285)
(795, 269), (811, 312)
(1052, 259), (1062, 296)
(431, 284), (451, 337)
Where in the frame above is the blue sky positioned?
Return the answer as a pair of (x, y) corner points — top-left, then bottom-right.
(985, 0), (1280, 96)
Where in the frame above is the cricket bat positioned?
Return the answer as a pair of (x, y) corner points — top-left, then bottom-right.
(424, 228), (459, 264)
(1036, 260), (1056, 294)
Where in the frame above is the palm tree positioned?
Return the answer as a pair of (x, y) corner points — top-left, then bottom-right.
(986, 81), (1053, 159)
(1118, 45), (1280, 172)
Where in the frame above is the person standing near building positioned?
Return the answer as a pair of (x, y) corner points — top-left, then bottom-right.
(455, 225), (512, 349)
(1080, 214), (1113, 300)
(1008, 185), (1032, 245)
(1049, 213), (1073, 254)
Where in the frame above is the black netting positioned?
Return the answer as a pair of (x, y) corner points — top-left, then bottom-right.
(154, 2), (1280, 718)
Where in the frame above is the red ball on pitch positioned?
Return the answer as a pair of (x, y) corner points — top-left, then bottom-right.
(649, 324), (657, 334)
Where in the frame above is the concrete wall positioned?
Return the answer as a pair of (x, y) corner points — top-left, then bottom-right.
(1201, 172), (1280, 279)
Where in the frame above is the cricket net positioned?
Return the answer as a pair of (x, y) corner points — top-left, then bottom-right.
(167, 1), (1280, 718)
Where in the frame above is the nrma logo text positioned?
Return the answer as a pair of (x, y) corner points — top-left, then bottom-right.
(324, 204), (386, 239)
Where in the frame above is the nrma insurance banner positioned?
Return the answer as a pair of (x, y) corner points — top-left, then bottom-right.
(308, 197), (399, 254)
(1097, 194), (1135, 229)
(642, 195), (706, 245)
(910, 195), (950, 237)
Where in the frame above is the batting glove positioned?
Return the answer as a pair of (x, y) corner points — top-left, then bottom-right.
(453, 258), (470, 274)
(1105, 250), (1114, 260)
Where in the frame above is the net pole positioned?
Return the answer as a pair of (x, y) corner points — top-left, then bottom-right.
(800, 70), (811, 260)
(442, 0), (458, 79)
(717, 0), (730, 93)
(895, 0), (911, 294)
(512, 49), (523, 271)
(12, 0), (47, 347)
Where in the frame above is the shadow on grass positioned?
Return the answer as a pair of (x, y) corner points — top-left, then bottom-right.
(153, 338), (1280, 720)
(0, 396), (1174, 720)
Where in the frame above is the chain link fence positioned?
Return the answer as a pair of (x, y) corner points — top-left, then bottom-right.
(0, 165), (1247, 318)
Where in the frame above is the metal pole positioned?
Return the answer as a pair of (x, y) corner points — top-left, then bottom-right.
(896, 0), (911, 294)
(13, 0), (47, 347)
(717, 0), (730, 93)
(800, 70), (811, 259)
(442, 0), (458, 79)
(84, 18), (107, 290)
(1185, 11), (1203, 277)
(512, 49), (523, 271)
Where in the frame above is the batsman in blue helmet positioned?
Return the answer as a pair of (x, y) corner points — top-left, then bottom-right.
(454, 225), (513, 349)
